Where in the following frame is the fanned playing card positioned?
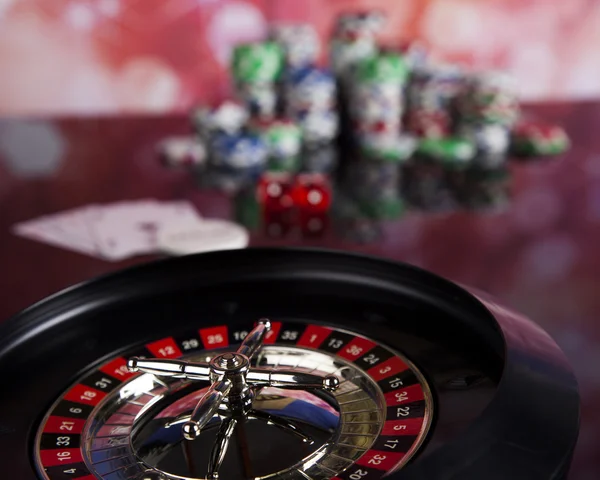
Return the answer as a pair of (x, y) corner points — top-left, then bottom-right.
(12, 206), (100, 256)
(89, 200), (203, 261)
(12, 199), (205, 261)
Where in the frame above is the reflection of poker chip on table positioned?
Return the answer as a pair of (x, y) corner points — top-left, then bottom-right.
(453, 166), (512, 211)
(234, 186), (261, 230)
(301, 144), (338, 173)
(402, 163), (460, 211)
(356, 196), (405, 220)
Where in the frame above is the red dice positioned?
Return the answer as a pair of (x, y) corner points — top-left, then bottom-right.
(257, 172), (294, 213)
(291, 173), (332, 213)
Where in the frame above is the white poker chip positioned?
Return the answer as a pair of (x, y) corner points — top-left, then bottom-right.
(157, 219), (249, 256)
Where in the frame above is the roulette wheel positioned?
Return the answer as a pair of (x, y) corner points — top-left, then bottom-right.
(0, 248), (579, 480)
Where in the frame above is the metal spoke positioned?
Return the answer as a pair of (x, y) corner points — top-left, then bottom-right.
(164, 414), (191, 429)
(182, 380), (231, 440)
(127, 357), (210, 381)
(247, 368), (340, 391)
(207, 417), (237, 480)
(236, 319), (271, 359)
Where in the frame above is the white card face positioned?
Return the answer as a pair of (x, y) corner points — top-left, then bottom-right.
(12, 200), (205, 261)
(89, 201), (163, 260)
(89, 200), (203, 260)
(49, 206), (99, 247)
(13, 215), (98, 256)
(159, 200), (204, 226)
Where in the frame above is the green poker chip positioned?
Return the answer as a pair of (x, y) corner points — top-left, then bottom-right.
(249, 119), (302, 170)
(510, 123), (570, 157)
(355, 51), (409, 85)
(267, 155), (301, 172)
(362, 145), (408, 162)
(232, 41), (284, 83)
(416, 137), (476, 168)
(259, 122), (302, 149)
(512, 138), (568, 156)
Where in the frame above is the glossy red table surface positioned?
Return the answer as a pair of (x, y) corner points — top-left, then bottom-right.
(1, 101), (598, 478)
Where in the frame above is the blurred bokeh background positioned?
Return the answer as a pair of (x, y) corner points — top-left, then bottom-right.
(1, 0), (600, 116)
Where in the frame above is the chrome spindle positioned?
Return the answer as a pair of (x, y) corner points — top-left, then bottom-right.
(236, 319), (271, 358)
(182, 380), (232, 440)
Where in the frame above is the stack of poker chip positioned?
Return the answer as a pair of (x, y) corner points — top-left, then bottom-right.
(267, 23), (340, 148)
(283, 66), (339, 146)
(270, 23), (320, 72)
(159, 101), (251, 170)
(247, 117), (302, 172)
(405, 64), (477, 169)
(406, 65), (462, 140)
(207, 132), (268, 189)
(455, 71), (520, 168)
(157, 7), (570, 200)
(191, 100), (249, 142)
(191, 101), (268, 190)
(349, 50), (416, 162)
(157, 100), (250, 170)
(510, 120), (570, 158)
(231, 41), (284, 118)
(329, 11), (385, 87)
(228, 25), (339, 169)
(329, 10), (386, 138)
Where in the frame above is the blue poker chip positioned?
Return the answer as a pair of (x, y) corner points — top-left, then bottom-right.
(284, 66), (337, 120)
(286, 65), (335, 88)
(211, 132), (269, 170)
